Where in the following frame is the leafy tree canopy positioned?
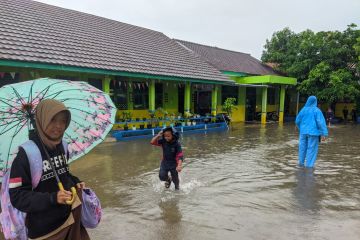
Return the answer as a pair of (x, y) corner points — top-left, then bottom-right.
(262, 24), (360, 103)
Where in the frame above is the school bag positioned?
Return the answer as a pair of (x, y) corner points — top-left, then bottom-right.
(0, 140), (68, 240)
(81, 188), (102, 228)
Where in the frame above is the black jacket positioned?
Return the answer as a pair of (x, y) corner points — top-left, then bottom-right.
(9, 134), (80, 238)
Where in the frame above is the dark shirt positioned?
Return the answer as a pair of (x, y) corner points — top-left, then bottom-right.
(154, 138), (184, 169)
(9, 134), (80, 238)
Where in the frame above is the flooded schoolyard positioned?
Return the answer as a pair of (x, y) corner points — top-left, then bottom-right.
(71, 123), (360, 240)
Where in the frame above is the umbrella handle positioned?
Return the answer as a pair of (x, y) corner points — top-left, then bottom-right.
(58, 182), (77, 205)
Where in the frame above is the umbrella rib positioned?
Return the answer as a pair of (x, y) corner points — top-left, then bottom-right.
(58, 98), (116, 109)
(0, 99), (23, 112)
(28, 80), (36, 103)
(68, 116), (104, 131)
(0, 119), (24, 135)
(46, 88), (92, 99)
(0, 116), (24, 127)
(67, 107), (114, 125)
(4, 120), (28, 169)
(64, 132), (87, 155)
(10, 86), (27, 105)
(34, 85), (52, 102)
(32, 81), (65, 102)
(0, 110), (24, 116)
(0, 96), (22, 104)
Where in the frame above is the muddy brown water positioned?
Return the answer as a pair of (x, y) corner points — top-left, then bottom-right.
(1, 123), (359, 240)
(73, 123), (360, 240)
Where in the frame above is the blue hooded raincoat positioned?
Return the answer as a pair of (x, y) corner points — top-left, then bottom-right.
(295, 96), (328, 168)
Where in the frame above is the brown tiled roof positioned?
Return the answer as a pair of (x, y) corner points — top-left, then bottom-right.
(175, 39), (278, 76)
(0, 0), (231, 83)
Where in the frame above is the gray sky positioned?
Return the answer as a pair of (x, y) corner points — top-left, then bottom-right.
(37, 0), (360, 60)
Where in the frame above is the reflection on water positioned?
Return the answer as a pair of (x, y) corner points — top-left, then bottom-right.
(293, 168), (320, 213)
(70, 123), (360, 240)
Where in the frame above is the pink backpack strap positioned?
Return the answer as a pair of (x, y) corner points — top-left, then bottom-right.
(21, 141), (42, 189)
(21, 140), (68, 188)
(62, 139), (68, 157)
(0, 140), (69, 239)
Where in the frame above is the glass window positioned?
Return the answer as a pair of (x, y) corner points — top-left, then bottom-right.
(155, 83), (163, 108)
(221, 86), (238, 104)
(133, 82), (149, 110)
(111, 79), (128, 110)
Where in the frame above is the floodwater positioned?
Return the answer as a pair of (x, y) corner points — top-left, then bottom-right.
(71, 123), (360, 240)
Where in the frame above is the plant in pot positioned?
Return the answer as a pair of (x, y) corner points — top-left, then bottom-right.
(147, 110), (156, 129)
(122, 111), (132, 122)
(222, 97), (237, 125)
(116, 111), (124, 123)
(169, 113), (176, 127)
(184, 111), (192, 126)
(204, 113), (210, 124)
(222, 97), (237, 118)
(181, 120), (186, 126)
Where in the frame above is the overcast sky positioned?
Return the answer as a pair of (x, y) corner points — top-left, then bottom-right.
(37, 0), (360, 60)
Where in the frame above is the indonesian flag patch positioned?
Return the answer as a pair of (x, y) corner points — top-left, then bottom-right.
(9, 177), (22, 188)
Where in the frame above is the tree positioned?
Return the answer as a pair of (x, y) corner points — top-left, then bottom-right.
(262, 24), (360, 103)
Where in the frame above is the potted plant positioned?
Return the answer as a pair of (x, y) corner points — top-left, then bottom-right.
(148, 110), (157, 129)
(204, 113), (210, 124)
(175, 120), (181, 127)
(169, 113), (176, 127)
(184, 111), (192, 126)
(222, 97), (237, 119)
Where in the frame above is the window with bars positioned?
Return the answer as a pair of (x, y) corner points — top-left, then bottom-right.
(133, 82), (149, 110)
(155, 83), (163, 108)
(111, 80), (128, 110)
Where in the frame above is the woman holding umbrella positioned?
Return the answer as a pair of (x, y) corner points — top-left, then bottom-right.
(9, 99), (90, 239)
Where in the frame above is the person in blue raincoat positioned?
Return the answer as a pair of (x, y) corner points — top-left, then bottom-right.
(295, 96), (328, 168)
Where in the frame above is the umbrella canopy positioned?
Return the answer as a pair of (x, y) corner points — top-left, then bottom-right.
(0, 78), (116, 180)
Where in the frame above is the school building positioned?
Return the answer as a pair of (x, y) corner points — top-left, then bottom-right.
(0, 0), (297, 125)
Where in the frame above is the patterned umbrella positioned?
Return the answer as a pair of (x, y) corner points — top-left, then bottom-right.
(0, 78), (116, 181)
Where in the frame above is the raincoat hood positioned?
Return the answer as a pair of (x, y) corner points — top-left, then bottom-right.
(295, 95), (328, 137)
(304, 96), (317, 107)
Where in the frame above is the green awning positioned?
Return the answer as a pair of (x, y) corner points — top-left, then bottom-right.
(235, 75), (297, 85)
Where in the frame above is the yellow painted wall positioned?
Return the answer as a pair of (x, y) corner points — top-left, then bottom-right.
(267, 104), (278, 112)
(216, 104), (245, 122)
(231, 105), (245, 122)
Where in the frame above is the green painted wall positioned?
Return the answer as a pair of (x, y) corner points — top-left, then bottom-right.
(163, 82), (178, 113)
